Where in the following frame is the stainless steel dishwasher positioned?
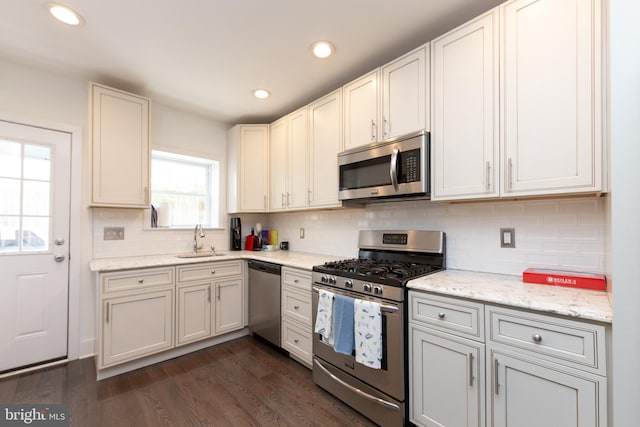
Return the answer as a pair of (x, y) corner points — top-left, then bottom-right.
(248, 260), (281, 347)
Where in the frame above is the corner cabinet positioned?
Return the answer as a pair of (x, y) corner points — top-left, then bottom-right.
(409, 290), (609, 427)
(90, 82), (150, 208)
(431, 0), (605, 201)
(227, 124), (269, 213)
(308, 89), (343, 208)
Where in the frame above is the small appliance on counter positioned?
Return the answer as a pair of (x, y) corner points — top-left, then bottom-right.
(230, 217), (242, 251)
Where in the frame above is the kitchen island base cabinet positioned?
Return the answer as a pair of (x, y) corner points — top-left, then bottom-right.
(489, 349), (607, 427)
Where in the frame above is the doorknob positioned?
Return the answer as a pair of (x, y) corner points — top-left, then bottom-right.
(53, 254), (65, 262)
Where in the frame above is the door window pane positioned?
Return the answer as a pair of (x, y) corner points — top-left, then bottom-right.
(23, 181), (50, 216)
(0, 178), (20, 215)
(21, 217), (49, 251)
(23, 144), (51, 181)
(0, 216), (20, 252)
(0, 140), (21, 179)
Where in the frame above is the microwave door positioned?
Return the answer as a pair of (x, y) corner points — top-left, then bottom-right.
(390, 148), (400, 192)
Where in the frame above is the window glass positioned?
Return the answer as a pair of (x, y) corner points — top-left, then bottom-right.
(151, 151), (220, 228)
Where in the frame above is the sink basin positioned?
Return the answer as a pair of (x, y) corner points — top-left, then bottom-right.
(175, 252), (227, 258)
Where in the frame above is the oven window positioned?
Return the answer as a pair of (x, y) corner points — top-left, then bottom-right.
(339, 155), (392, 190)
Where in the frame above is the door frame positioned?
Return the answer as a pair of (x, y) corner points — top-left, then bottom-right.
(0, 112), (83, 363)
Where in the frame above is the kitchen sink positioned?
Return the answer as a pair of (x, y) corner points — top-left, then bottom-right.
(175, 252), (227, 258)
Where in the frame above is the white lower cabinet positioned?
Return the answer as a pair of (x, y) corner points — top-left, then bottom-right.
(176, 282), (212, 346)
(101, 287), (175, 368)
(409, 291), (609, 427)
(280, 266), (313, 368)
(214, 277), (244, 334)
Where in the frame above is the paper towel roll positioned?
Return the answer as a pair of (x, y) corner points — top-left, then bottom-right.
(158, 202), (172, 227)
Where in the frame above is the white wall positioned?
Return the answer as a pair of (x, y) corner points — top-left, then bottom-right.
(610, 0), (640, 423)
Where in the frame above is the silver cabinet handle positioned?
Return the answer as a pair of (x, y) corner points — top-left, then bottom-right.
(390, 147), (399, 191)
(53, 254), (65, 262)
(264, 195), (267, 209)
(106, 302), (110, 323)
(486, 161), (491, 190)
(438, 312), (445, 319)
(138, 278), (144, 283)
(287, 192), (291, 206)
(294, 279), (299, 283)
(281, 193), (286, 207)
(308, 189), (312, 203)
(532, 334), (543, 343)
(508, 158), (513, 191)
(371, 119), (376, 141)
(383, 116), (388, 137)
(294, 305), (299, 310)
(217, 284), (220, 300)
(494, 358), (500, 395)
(294, 338), (299, 344)
(469, 353), (475, 386)
(208, 286), (211, 302)
(211, 270), (216, 275)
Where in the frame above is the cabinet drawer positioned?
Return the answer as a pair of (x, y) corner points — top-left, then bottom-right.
(176, 261), (243, 283)
(281, 318), (312, 367)
(282, 285), (312, 327)
(410, 291), (484, 341)
(101, 267), (175, 294)
(486, 305), (607, 374)
(282, 267), (312, 291)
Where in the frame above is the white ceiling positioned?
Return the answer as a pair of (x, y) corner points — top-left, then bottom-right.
(0, 0), (505, 124)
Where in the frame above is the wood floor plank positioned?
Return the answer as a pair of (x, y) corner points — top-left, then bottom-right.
(0, 336), (377, 426)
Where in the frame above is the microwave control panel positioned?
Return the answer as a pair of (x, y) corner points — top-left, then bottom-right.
(399, 149), (420, 183)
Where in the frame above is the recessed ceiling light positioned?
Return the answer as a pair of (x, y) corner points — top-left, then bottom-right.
(48, 3), (83, 26)
(312, 41), (334, 59)
(253, 89), (270, 99)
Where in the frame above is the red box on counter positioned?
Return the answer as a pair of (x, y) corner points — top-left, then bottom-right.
(522, 268), (606, 291)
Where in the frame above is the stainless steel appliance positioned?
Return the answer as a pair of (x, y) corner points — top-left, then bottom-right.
(312, 230), (445, 426)
(248, 260), (281, 346)
(338, 130), (429, 202)
(230, 217), (242, 251)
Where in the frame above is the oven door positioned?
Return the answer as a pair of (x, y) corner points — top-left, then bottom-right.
(311, 284), (405, 401)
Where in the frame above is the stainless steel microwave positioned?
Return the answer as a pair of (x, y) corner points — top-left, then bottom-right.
(338, 130), (430, 202)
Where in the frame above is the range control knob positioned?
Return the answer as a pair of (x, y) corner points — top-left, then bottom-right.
(373, 286), (383, 295)
(321, 275), (328, 283)
(363, 283), (372, 292)
(344, 280), (354, 289)
(329, 276), (337, 285)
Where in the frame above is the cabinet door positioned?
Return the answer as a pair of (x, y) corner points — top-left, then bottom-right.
(431, 11), (499, 200)
(489, 349), (606, 427)
(176, 282), (212, 346)
(90, 83), (150, 207)
(239, 125), (269, 211)
(410, 326), (485, 427)
(214, 277), (244, 335)
(101, 289), (174, 368)
(381, 46), (428, 140)
(269, 117), (288, 211)
(308, 89), (343, 208)
(501, 0), (602, 196)
(288, 107), (308, 209)
(343, 69), (379, 150)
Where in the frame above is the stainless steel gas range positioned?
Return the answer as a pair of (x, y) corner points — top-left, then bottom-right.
(311, 230), (446, 426)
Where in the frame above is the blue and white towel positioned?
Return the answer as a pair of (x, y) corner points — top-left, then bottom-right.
(354, 299), (382, 369)
(332, 294), (355, 355)
(314, 289), (335, 345)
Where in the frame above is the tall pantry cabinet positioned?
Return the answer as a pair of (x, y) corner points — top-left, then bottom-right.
(431, 0), (604, 201)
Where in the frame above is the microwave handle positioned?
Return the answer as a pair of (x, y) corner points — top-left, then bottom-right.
(390, 147), (400, 191)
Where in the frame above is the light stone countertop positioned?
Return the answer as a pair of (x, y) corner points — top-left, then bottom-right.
(89, 250), (337, 273)
(407, 269), (612, 324)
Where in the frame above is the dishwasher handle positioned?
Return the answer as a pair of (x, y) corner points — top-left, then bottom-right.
(248, 260), (282, 275)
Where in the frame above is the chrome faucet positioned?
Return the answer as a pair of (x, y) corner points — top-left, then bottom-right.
(193, 224), (205, 253)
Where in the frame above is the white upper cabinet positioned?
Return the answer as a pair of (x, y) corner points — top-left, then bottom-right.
(269, 107), (308, 211)
(227, 124), (269, 213)
(381, 45), (429, 140)
(501, 0), (603, 196)
(90, 82), (150, 208)
(431, 10), (500, 200)
(308, 89), (343, 208)
(343, 69), (379, 150)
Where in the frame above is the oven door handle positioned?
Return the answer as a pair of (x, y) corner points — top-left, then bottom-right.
(312, 287), (398, 313)
(313, 359), (401, 411)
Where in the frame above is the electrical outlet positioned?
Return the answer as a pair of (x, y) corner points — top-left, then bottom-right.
(500, 228), (515, 248)
(299, 228), (305, 239)
(104, 227), (125, 240)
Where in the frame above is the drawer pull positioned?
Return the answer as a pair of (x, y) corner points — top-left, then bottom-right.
(294, 279), (299, 283)
(294, 339), (299, 344)
(469, 353), (474, 387)
(106, 302), (110, 323)
(438, 312), (446, 319)
(294, 305), (300, 310)
(138, 278), (144, 283)
(211, 270), (216, 275)
(532, 334), (543, 343)
(494, 358), (500, 395)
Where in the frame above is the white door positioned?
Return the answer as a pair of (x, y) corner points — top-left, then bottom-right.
(0, 120), (71, 372)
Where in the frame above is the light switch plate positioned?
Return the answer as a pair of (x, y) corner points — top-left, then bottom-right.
(104, 227), (125, 240)
(500, 228), (515, 248)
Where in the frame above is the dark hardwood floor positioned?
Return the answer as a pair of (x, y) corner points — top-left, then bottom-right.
(0, 336), (377, 426)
